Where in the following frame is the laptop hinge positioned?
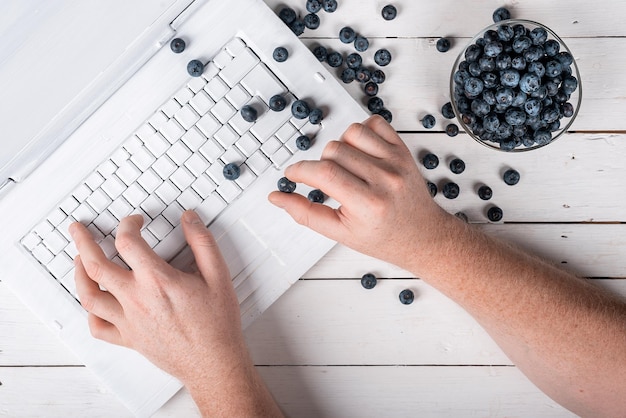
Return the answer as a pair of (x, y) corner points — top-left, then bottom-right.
(169, 0), (208, 30)
(0, 178), (16, 199)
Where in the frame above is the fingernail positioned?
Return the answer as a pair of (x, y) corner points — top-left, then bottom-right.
(183, 210), (202, 224)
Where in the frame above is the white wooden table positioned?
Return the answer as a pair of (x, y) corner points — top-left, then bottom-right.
(2, 0), (626, 416)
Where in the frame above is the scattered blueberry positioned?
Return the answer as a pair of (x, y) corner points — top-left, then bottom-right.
(303, 13), (320, 30)
(309, 108), (323, 124)
(278, 7), (297, 25)
(436, 38), (451, 53)
(277, 177), (296, 193)
(296, 135), (312, 150)
(376, 108), (393, 123)
(441, 102), (455, 119)
(449, 158), (465, 174)
(307, 189), (325, 203)
(346, 53), (363, 69)
(327, 51), (343, 67)
(312, 45), (328, 62)
(187, 60), (204, 77)
(374, 48), (392, 66)
(341, 68), (356, 83)
(354, 36), (369, 52)
(503, 168), (520, 185)
(422, 153), (439, 170)
(367, 97), (385, 113)
(170, 38), (185, 53)
(291, 100), (311, 119)
(290, 20), (306, 36)
(422, 114), (436, 129)
(361, 273), (377, 289)
(364, 81), (378, 96)
(339, 26), (357, 44)
(399, 289), (414, 305)
(371, 69), (386, 84)
(240, 105), (258, 122)
(322, 0), (338, 13)
(223, 163), (241, 181)
(273, 47), (289, 62)
(427, 181), (438, 197)
(306, 0), (322, 13)
(492, 7), (511, 23)
(487, 206), (504, 222)
(443, 182), (460, 199)
(478, 185), (493, 200)
(381, 4), (397, 20)
(446, 124), (459, 137)
(355, 67), (371, 83)
(269, 94), (287, 112)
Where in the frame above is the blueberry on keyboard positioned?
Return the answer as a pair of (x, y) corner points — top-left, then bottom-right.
(296, 135), (312, 150)
(273, 47), (288, 62)
(240, 105), (258, 122)
(223, 163), (241, 181)
(170, 38), (186, 53)
(291, 100), (311, 119)
(277, 177), (296, 193)
(269, 94), (287, 112)
(187, 59), (204, 77)
(309, 108), (323, 125)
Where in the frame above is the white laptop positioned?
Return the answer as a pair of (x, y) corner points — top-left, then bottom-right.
(0, 0), (367, 415)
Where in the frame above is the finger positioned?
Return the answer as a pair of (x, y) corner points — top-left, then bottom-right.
(74, 255), (124, 324)
(362, 114), (405, 145)
(321, 140), (389, 184)
(87, 313), (124, 346)
(339, 121), (395, 159)
(180, 210), (230, 283)
(114, 214), (171, 273)
(69, 222), (128, 292)
(268, 191), (347, 241)
(283, 159), (369, 205)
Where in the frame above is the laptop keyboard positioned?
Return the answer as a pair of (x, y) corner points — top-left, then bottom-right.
(20, 37), (320, 298)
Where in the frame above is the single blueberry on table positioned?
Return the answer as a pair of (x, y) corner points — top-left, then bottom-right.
(269, 94), (287, 112)
(503, 168), (520, 185)
(354, 36), (370, 52)
(291, 100), (311, 119)
(290, 19), (306, 36)
(339, 26), (357, 44)
(441, 102), (455, 119)
(376, 108), (393, 123)
(187, 60), (204, 77)
(374, 48), (392, 66)
(371, 69), (386, 84)
(240, 105), (258, 122)
(278, 7), (297, 25)
(422, 153), (439, 170)
(223, 163), (241, 181)
(327, 51), (343, 67)
(478, 185), (493, 200)
(170, 38), (185, 53)
(277, 177), (296, 193)
(487, 206), (504, 222)
(427, 181), (437, 197)
(361, 273), (377, 289)
(422, 114), (436, 129)
(346, 53), (363, 69)
(446, 124), (459, 137)
(322, 0), (338, 13)
(308, 189), (325, 203)
(436, 38), (451, 53)
(303, 13), (320, 30)
(273, 47), (289, 62)
(381, 4), (397, 20)
(306, 0), (322, 13)
(367, 97), (384, 113)
(296, 135), (312, 150)
(443, 182), (460, 199)
(355, 67), (371, 83)
(399, 289), (415, 305)
(364, 81), (378, 97)
(312, 45), (328, 62)
(449, 158), (465, 174)
(309, 108), (323, 124)
(340, 68), (356, 83)
(492, 7), (511, 23)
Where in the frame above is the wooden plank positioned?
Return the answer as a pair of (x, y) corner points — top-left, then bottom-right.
(0, 365), (574, 417)
(265, 0), (625, 38)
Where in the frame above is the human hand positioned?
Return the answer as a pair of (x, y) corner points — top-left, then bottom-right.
(68, 210), (249, 387)
(268, 115), (455, 276)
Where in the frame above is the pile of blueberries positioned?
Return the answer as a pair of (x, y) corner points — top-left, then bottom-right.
(451, 7), (579, 150)
(277, 1), (397, 123)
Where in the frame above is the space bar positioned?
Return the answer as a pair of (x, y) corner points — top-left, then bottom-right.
(152, 193), (227, 261)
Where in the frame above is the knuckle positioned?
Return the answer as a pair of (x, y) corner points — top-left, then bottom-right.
(344, 122), (365, 140)
(319, 160), (340, 184)
(322, 140), (342, 159)
(114, 230), (134, 254)
(83, 259), (105, 283)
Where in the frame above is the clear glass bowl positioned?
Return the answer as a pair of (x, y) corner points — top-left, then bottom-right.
(450, 19), (582, 152)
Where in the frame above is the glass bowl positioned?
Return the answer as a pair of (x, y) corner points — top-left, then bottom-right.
(450, 19), (582, 152)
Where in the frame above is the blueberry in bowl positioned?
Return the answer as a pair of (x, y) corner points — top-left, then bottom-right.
(450, 19), (582, 152)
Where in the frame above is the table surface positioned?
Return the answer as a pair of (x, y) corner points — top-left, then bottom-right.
(3, 0), (626, 416)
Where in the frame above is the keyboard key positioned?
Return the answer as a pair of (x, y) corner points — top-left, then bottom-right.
(229, 110), (254, 135)
(187, 76), (207, 94)
(275, 122), (297, 143)
(101, 175), (126, 199)
(220, 48), (259, 87)
(21, 232), (41, 251)
(225, 37), (246, 56)
(72, 183), (91, 202)
(196, 192), (227, 225)
(86, 189), (112, 213)
(110, 148), (130, 167)
(161, 98), (182, 118)
(207, 160), (226, 184)
(177, 188), (202, 211)
(141, 195), (167, 219)
(58, 216), (76, 241)
(116, 159), (142, 186)
(59, 196), (79, 215)
(155, 180), (181, 205)
(73, 203), (98, 224)
(99, 235), (117, 259)
(152, 155), (177, 180)
(235, 164), (257, 189)
(148, 111), (168, 130)
(123, 135), (144, 156)
(213, 49), (233, 69)
(97, 160), (117, 178)
(196, 113), (221, 138)
(84, 172), (104, 191)
(170, 166), (195, 191)
(217, 179), (242, 203)
(130, 147), (156, 172)
(205, 77), (229, 101)
(181, 127), (207, 152)
(167, 141), (192, 166)
(160, 118), (185, 143)
(221, 146), (245, 165)
(135, 123), (156, 142)
(108, 197), (133, 220)
(261, 137), (282, 155)
(236, 132), (260, 157)
(43, 229), (68, 255)
(32, 243), (54, 264)
(184, 153), (210, 177)
(225, 84), (252, 110)
(148, 215), (173, 241)
(188, 90), (214, 116)
(246, 150), (271, 175)
(152, 223), (185, 261)
(241, 64), (287, 102)
(199, 139), (224, 163)
(122, 183), (149, 208)
(270, 146), (293, 168)
(162, 202), (185, 226)
(174, 87), (194, 105)
(93, 210), (118, 236)
(47, 208), (67, 227)
(174, 105), (200, 130)
(201, 61), (220, 81)
(143, 132), (170, 158)
(141, 228), (159, 249)
(214, 124), (239, 148)
(137, 169), (162, 193)
(211, 98), (236, 124)
(191, 175), (217, 199)
(250, 103), (289, 141)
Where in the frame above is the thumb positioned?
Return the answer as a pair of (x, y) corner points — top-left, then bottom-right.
(180, 210), (230, 281)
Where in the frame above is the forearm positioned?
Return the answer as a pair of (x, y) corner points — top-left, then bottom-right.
(406, 215), (626, 417)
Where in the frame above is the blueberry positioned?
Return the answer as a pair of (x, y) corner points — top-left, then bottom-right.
(170, 38), (185, 53)
(354, 67), (371, 83)
(290, 20), (305, 36)
(186, 61), (208, 80)
(291, 100), (311, 119)
(327, 51), (343, 67)
(484, 41), (503, 58)
(277, 177), (296, 193)
(306, 0), (322, 13)
(340, 68), (356, 83)
(422, 153), (439, 169)
(446, 124), (459, 137)
(399, 289), (415, 305)
(562, 102), (574, 118)
(374, 48), (392, 66)
(479, 56), (496, 72)
(296, 135), (312, 150)
(464, 77), (484, 97)
(422, 114), (436, 129)
(308, 189), (325, 203)
(500, 69), (520, 88)
(361, 273), (377, 289)
(223, 163), (240, 180)
(309, 108), (323, 124)
(505, 108), (526, 126)
(273, 47), (289, 62)
(492, 7), (511, 23)
(503, 168), (520, 185)
(367, 97), (384, 113)
(278, 7), (297, 25)
(511, 55), (526, 71)
(441, 102), (455, 119)
(544, 39), (560, 57)
(557, 51), (574, 67)
(471, 99), (491, 117)
(534, 129), (552, 145)
(449, 158), (465, 174)
(427, 181), (437, 197)
(364, 81), (378, 96)
(519, 72), (541, 93)
(487, 206), (503, 222)
(481, 72), (499, 89)
(523, 98), (541, 116)
(495, 87), (515, 107)
(269, 94), (287, 112)
(562, 76), (578, 95)
(312, 45), (328, 62)
(354, 36), (370, 52)
(303, 13), (320, 30)
(371, 69), (386, 84)
(455, 212), (470, 223)
(530, 27), (548, 45)
(495, 53), (512, 70)
(545, 60), (563, 78)
(376, 108), (393, 123)
(483, 113), (500, 133)
(512, 36), (532, 54)
(436, 38), (451, 53)
(322, 0), (337, 12)
(497, 24), (514, 42)
(524, 45), (544, 62)
(339, 27), (356, 44)
(381, 4), (397, 20)
(240, 105), (258, 122)
(478, 185), (493, 200)
(443, 182), (460, 199)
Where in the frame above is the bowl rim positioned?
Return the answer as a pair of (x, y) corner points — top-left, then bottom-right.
(449, 18), (583, 152)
